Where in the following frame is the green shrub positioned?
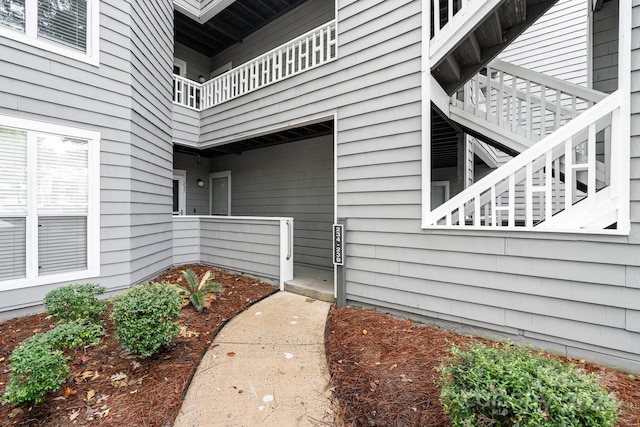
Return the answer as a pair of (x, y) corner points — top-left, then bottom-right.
(1, 336), (69, 405)
(181, 268), (222, 312)
(41, 319), (105, 349)
(43, 283), (107, 323)
(1, 319), (105, 405)
(112, 283), (182, 357)
(437, 342), (620, 427)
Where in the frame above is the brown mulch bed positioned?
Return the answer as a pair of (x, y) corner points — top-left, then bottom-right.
(2, 269), (640, 427)
(327, 306), (640, 427)
(0, 264), (277, 426)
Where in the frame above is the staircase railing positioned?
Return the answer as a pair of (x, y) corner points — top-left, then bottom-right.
(452, 59), (606, 143)
(172, 20), (337, 112)
(426, 91), (621, 229)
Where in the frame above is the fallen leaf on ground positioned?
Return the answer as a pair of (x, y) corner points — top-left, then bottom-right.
(179, 325), (200, 338)
(227, 352), (236, 357)
(8, 408), (23, 418)
(69, 409), (80, 421)
(63, 387), (76, 397)
(400, 374), (412, 382)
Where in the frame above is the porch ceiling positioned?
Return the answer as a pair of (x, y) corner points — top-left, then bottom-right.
(175, 120), (334, 158)
(174, 0), (308, 58)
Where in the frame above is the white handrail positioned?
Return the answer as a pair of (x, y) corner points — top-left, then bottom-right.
(172, 20), (337, 111)
(452, 59), (607, 145)
(427, 91), (621, 229)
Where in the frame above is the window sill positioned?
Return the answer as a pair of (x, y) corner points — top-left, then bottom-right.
(0, 28), (99, 67)
(0, 267), (101, 292)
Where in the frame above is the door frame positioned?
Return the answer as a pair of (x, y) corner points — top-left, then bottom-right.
(172, 170), (186, 215)
(209, 170), (231, 215)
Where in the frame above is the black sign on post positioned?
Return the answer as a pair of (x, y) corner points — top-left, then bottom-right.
(333, 224), (344, 266)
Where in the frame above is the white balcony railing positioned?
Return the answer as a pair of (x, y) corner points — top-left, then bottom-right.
(173, 20), (337, 111)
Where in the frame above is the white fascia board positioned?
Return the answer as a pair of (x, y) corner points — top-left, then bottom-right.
(173, 0), (236, 23)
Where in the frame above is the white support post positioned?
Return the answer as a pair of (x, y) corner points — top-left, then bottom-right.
(279, 219), (294, 290)
(587, 123), (596, 198)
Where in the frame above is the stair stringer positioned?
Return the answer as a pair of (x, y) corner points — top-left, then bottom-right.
(539, 186), (617, 230)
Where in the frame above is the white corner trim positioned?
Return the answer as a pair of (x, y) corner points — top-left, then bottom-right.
(421, 0), (431, 228)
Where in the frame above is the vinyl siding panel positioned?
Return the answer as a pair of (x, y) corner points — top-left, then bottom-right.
(199, 218), (282, 279)
(172, 105), (200, 146)
(593, 0), (619, 93)
(128, 0), (175, 283)
(211, 135), (334, 269)
(0, 0), (176, 318)
(499, 0), (588, 86)
(173, 217), (201, 265)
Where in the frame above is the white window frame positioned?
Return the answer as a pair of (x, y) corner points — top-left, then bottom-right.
(0, 0), (100, 66)
(209, 170), (231, 215)
(174, 57), (187, 77)
(0, 115), (100, 291)
(172, 169), (186, 215)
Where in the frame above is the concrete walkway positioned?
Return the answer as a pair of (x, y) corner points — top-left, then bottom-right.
(174, 291), (336, 427)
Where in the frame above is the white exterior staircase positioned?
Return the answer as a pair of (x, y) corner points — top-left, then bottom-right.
(428, 0), (624, 231)
(431, 0), (558, 94)
(428, 85), (622, 230)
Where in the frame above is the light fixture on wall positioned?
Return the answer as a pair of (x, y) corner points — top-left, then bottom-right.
(198, 75), (206, 83)
(197, 179), (204, 187)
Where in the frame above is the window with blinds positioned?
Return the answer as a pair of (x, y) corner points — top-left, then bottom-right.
(0, 0), (94, 62)
(0, 0), (25, 32)
(0, 122), (94, 283)
(37, 0), (87, 52)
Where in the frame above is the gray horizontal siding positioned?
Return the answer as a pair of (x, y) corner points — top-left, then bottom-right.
(128, 0), (174, 283)
(200, 218), (282, 279)
(499, 0), (588, 86)
(172, 105), (200, 146)
(0, 0), (176, 319)
(211, 134), (334, 269)
(173, 217), (284, 280)
(593, 0), (619, 93)
(173, 217), (202, 265)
